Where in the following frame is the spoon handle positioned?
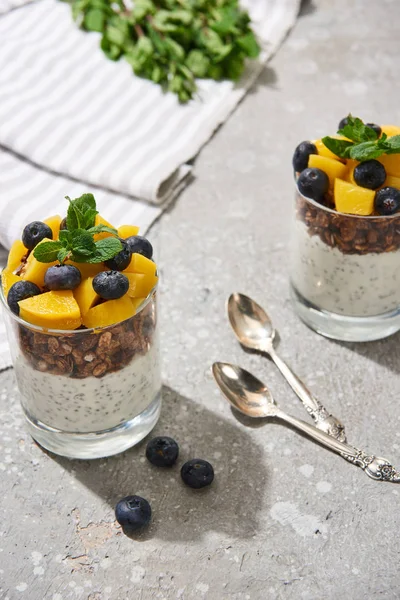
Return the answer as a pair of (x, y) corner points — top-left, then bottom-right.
(276, 410), (400, 483)
(268, 347), (346, 442)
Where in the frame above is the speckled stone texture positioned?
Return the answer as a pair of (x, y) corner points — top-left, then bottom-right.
(1, 1), (400, 599)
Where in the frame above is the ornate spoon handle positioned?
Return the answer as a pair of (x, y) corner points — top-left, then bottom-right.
(268, 347), (346, 442)
(277, 410), (400, 483)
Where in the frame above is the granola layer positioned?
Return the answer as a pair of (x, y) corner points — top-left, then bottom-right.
(296, 191), (400, 255)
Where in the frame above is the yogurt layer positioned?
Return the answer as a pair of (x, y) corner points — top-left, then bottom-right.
(292, 220), (400, 317)
(16, 340), (161, 433)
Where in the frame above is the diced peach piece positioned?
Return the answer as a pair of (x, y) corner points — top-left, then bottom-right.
(378, 154), (400, 178)
(43, 215), (62, 240)
(384, 174), (400, 189)
(381, 125), (400, 138)
(345, 159), (359, 185)
(124, 253), (157, 277)
(19, 290), (81, 330)
(334, 179), (375, 216)
(125, 272), (157, 298)
(73, 276), (99, 316)
(1, 269), (21, 297)
(93, 214), (116, 241)
(313, 139), (344, 161)
(308, 154), (347, 189)
(118, 225), (140, 239)
(82, 296), (135, 329)
(7, 240), (27, 272)
(21, 238), (57, 287)
(131, 297), (146, 313)
(69, 261), (105, 280)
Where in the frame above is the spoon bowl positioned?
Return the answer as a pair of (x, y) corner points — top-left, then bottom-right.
(212, 362), (278, 418)
(227, 293), (275, 352)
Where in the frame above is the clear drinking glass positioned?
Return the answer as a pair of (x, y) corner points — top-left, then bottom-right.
(290, 188), (400, 342)
(1, 286), (161, 459)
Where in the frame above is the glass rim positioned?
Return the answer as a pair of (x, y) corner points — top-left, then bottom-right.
(294, 180), (400, 221)
(0, 272), (158, 335)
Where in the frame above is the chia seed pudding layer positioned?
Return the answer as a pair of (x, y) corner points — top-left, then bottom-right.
(15, 341), (161, 432)
(11, 293), (161, 433)
(292, 193), (400, 317)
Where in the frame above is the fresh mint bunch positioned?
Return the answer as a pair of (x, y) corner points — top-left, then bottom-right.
(33, 194), (122, 264)
(322, 115), (400, 162)
(62, 0), (261, 103)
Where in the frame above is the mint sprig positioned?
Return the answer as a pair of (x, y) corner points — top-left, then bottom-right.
(33, 194), (122, 264)
(322, 114), (400, 162)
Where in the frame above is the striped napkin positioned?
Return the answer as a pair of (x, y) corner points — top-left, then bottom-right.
(0, 0), (300, 369)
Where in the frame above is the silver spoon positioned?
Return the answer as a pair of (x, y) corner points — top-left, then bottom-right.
(212, 362), (400, 483)
(227, 293), (346, 442)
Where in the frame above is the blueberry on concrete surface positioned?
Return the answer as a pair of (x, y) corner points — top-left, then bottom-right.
(115, 495), (152, 532)
(146, 436), (179, 467)
(181, 459), (214, 489)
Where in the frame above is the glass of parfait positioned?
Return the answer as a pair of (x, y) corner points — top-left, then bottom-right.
(290, 117), (400, 342)
(1, 196), (161, 459)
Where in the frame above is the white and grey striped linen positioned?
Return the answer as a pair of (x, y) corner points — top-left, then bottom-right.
(0, 0), (299, 205)
(0, 0), (33, 14)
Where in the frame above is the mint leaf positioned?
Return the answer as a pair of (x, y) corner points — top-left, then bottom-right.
(236, 32), (260, 58)
(338, 115), (378, 143)
(321, 136), (354, 158)
(70, 230), (96, 256)
(382, 135), (400, 154)
(86, 238), (123, 263)
(57, 248), (70, 264)
(58, 230), (71, 247)
(84, 8), (105, 32)
(349, 141), (385, 161)
(87, 224), (118, 235)
(33, 241), (63, 263)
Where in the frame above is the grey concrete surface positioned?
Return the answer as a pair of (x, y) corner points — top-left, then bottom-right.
(1, 0), (400, 598)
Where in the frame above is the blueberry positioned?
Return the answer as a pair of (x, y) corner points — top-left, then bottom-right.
(7, 280), (41, 315)
(115, 495), (151, 532)
(104, 239), (131, 271)
(22, 221), (53, 250)
(366, 123), (381, 137)
(338, 117), (349, 130)
(181, 459), (214, 489)
(292, 141), (317, 173)
(92, 271), (129, 299)
(125, 236), (153, 260)
(44, 265), (81, 290)
(375, 187), (400, 215)
(59, 217), (68, 231)
(297, 167), (329, 202)
(146, 436), (179, 467)
(354, 160), (386, 190)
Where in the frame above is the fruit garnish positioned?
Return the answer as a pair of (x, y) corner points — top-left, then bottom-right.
(7, 240), (27, 272)
(292, 141), (317, 172)
(308, 154), (347, 188)
(334, 179), (375, 216)
(33, 194), (122, 265)
(126, 235), (154, 260)
(181, 459), (214, 489)
(92, 271), (129, 300)
(353, 159), (386, 190)
(1, 270), (20, 297)
(297, 167), (329, 202)
(44, 264), (82, 291)
(146, 436), (179, 467)
(104, 239), (132, 271)
(81, 296), (135, 328)
(18, 290), (82, 330)
(115, 496), (151, 533)
(375, 187), (400, 215)
(323, 114), (400, 162)
(7, 281), (41, 315)
(22, 221), (53, 250)
(365, 123), (382, 137)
